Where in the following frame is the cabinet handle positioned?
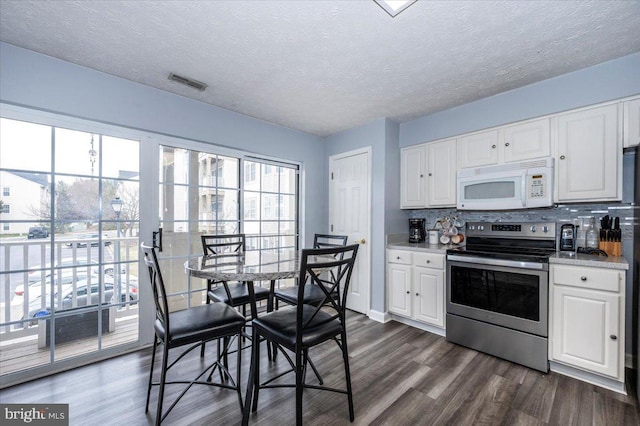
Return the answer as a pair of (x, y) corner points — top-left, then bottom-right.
(560, 155), (566, 160)
(428, 173), (432, 176)
(505, 142), (510, 147)
(491, 144), (496, 149)
(396, 256), (400, 260)
(580, 276), (587, 281)
(426, 260), (430, 263)
(416, 293), (419, 296)
(610, 335), (617, 340)
(420, 174), (424, 178)
(406, 291), (410, 294)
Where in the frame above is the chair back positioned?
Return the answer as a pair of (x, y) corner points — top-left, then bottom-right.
(202, 234), (245, 259)
(296, 244), (358, 341)
(141, 243), (170, 333)
(313, 233), (349, 249)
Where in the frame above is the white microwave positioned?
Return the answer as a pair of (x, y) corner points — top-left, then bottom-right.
(457, 157), (554, 210)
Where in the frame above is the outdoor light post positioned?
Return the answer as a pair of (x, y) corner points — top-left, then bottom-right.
(110, 197), (123, 305)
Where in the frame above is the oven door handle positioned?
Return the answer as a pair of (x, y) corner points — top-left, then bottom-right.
(447, 254), (547, 270)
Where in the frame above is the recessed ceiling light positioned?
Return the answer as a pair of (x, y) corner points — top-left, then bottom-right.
(374, 0), (418, 17)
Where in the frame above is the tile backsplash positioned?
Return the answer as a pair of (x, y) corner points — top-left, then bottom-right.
(407, 202), (638, 251)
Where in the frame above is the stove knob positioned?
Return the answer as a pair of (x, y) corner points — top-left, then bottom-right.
(478, 225), (484, 231)
(530, 225), (536, 233)
(542, 225), (549, 233)
(469, 225), (476, 231)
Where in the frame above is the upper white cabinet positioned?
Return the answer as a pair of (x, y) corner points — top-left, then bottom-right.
(401, 139), (456, 209)
(501, 118), (551, 163)
(623, 98), (640, 148)
(457, 130), (499, 168)
(457, 119), (551, 169)
(556, 104), (621, 202)
(427, 138), (457, 207)
(400, 144), (427, 208)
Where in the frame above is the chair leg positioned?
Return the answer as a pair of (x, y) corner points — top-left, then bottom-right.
(242, 327), (259, 426)
(236, 331), (244, 411)
(341, 330), (355, 422)
(156, 342), (170, 425)
(295, 349), (304, 426)
(251, 328), (261, 412)
(200, 341), (206, 358)
(145, 336), (158, 413)
(223, 336), (230, 380)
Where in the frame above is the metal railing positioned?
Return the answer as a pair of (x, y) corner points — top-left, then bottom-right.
(0, 236), (139, 335)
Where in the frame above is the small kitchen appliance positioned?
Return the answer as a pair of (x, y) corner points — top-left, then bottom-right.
(559, 224), (576, 251)
(408, 218), (426, 243)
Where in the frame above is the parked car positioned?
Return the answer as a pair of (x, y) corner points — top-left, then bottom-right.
(28, 258), (99, 283)
(26, 280), (138, 323)
(65, 234), (112, 248)
(27, 226), (49, 239)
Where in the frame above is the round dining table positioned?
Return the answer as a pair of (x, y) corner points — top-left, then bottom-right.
(184, 250), (302, 319)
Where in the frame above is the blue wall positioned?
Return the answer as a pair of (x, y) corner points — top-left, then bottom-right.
(324, 118), (405, 313)
(400, 52), (640, 147)
(0, 42), (325, 246)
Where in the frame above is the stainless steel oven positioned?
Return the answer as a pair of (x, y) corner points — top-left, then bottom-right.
(446, 222), (556, 372)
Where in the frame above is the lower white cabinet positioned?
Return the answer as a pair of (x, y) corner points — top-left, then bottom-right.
(550, 264), (625, 382)
(387, 249), (445, 329)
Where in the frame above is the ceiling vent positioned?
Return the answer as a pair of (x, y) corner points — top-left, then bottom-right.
(168, 72), (208, 91)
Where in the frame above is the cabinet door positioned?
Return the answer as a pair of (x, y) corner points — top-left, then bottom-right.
(412, 267), (444, 327)
(624, 98), (640, 148)
(387, 263), (412, 317)
(501, 118), (551, 163)
(551, 285), (620, 379)
(401, 144), (427, 208)
(457, 130), (498, 169)
(557, 104), (621, 202)
(427, 138), (456, 206)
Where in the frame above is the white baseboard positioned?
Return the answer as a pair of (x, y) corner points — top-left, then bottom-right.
(367, 309), (391, 323)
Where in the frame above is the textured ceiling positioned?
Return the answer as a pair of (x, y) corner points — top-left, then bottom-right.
(1, 1), (640, 137)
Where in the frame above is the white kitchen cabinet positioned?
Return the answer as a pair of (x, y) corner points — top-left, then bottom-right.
(400, 144), (427, 208)
(623, 97), (640, 148)
(550, 264), (625, 382)
(556, 104), (621, 202)
(387, 249), (445, 329)
(457, 130), (499, 169)
(427, 138), (456, 207)
(501, 118), (551, 163)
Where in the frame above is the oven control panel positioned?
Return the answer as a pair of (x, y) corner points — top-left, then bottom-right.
(466, 222), (556, 239)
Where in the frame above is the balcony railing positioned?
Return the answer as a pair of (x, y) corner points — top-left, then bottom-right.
(0, 236), (139, 335)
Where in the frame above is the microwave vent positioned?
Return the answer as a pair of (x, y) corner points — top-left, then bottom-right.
(467, 157), (553, 176)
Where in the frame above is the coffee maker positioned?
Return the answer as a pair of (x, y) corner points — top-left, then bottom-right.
(559, 223), (576, 251)
(409, 218), (426, 243)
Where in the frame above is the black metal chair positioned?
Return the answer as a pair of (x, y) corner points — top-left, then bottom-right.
(242, 244), (359, 426)
(141, 243), (246, 425)
(201, 234), (272, 359)
(274, 233), (349, 308)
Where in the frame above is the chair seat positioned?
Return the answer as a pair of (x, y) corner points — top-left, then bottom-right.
(208, 282), (270, 306)
(274, 284), (329, 306)
(252, 305), (341, 350)
(155, 303), (245, 347)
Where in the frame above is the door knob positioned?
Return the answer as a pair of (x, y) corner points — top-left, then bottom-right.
(355, 238), (366, 244)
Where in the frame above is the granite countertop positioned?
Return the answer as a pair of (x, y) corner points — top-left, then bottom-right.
(548, 252), (629, 270)
(387, 241), (451, 254)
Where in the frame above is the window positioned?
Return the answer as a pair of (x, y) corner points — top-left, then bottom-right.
(2, 223), (9, 231)
(244, 162), (256, 183)
(1, 203), (9, 214)
(2, 186), (9, 196)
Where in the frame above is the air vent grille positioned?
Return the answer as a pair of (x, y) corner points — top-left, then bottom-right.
(168, 72), (207, 91)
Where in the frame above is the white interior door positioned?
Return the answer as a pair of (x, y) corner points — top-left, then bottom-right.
(329, 148), (371, 315)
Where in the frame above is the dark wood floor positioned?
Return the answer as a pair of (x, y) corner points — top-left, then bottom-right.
(1, 312), (639, 425)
